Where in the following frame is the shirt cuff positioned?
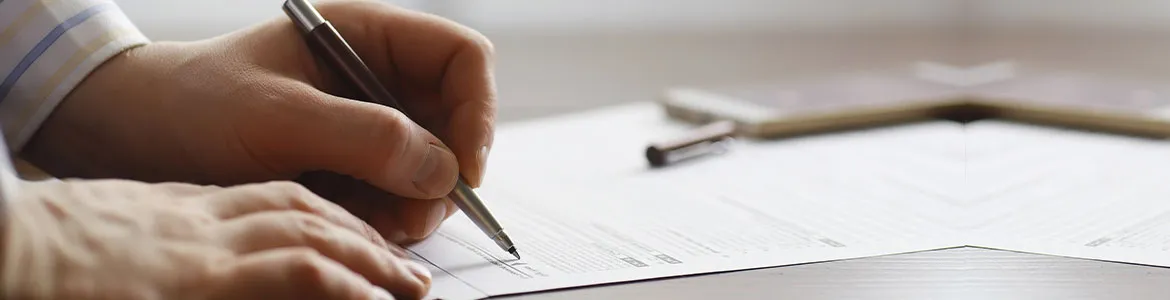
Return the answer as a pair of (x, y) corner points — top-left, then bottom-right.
(0, 0), (150, 153)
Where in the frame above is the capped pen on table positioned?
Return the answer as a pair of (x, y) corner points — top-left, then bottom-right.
(646, 120), (736, 168)
(281, 0), (519, 259)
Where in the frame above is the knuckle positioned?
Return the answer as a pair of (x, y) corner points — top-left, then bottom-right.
(176, 248), (233, 295)
(286, 248), (372, 300)
(370, 109), (414, 140)
(367, 110), (414, 162)
(159, 211), (218, 240)
(284, 248), (367, 300)
(286, 250), (332, 290)
(286, 212), (335, 244)
(265, 181), (320, 210)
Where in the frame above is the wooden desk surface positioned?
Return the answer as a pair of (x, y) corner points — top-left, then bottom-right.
(482, 30), (1170, 299)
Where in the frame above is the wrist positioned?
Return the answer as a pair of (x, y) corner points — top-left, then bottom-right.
(20, 44), (159, 178)
(0, 1), (149, 159)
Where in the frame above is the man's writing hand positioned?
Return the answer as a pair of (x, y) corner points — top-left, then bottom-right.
(22, 0), (497, 244)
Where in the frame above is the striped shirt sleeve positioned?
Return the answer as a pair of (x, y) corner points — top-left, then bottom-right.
(0, 0), (150, 154)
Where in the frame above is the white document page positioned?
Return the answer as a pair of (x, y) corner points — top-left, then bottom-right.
(963, 121), (1170, 265)
(408, 104), (967, 300)
(957, 121), (1139, 233)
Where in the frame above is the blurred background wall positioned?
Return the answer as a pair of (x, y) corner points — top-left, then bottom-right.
(115, 0), (1170, 39)
(111, 0), (1170, 121)
(119, 0), (960, 39)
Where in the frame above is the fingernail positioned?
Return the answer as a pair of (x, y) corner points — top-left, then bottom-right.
(412, 144), (458, 197)
(370, 286), (395, 300)
(405, 260), (433, 286)
(419, 201), (448, 238)
(474, 145), (491, 187)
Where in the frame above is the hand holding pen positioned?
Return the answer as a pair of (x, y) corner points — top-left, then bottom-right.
(3, 0), (508, 298)
(283, 0), (518, 258)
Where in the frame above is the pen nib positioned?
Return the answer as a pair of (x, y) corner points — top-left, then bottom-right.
(509, 247), (520, 260)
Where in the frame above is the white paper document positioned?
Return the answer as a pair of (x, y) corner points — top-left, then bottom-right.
(412, 183), (959, 300)
(408, 104), (966, 300)
(406, 104), (1170, 300)
(963, 121), (1170, 266)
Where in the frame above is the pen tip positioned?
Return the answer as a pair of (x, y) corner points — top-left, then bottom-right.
(509, 248), (520, 260)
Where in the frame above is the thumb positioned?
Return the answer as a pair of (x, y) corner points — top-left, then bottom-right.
(270, 87), (459, 200)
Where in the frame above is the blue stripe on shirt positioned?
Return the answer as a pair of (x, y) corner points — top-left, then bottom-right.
(0, 2), (114, 103)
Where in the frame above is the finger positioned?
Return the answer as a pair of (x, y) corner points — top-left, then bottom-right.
(311, 176), (456, 243)
(396, 197), (452, 242)
(436, 38), (496, 189)
(317, 1), (497, 187)
(367, 196), (457, 244)
(201, 180), (395, 252)
(297, 172), (402, 240)
(217, 211), (430, 298)
(208, 248), (390, 300)
(270, 84), (460, 200)
(154, 181), (221, 197)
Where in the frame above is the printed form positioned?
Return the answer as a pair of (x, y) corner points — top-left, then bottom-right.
(964, 121), (1170, 267)
(394, 77), (1170, 299)
(405, 115), (1170, 300)
(407, 117), (968, 300)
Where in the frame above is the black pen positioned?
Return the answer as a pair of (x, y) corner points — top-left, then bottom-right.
(281, 0), (518, 259)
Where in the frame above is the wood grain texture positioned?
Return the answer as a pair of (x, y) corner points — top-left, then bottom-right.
(482, 31), (1170, 299)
